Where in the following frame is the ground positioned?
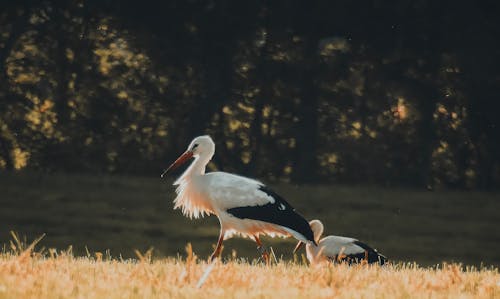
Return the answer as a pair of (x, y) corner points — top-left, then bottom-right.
(1, 172), (499, 266)
(1, 173), (499, 298)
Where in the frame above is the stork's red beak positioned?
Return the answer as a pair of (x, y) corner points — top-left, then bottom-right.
(293, 241), (305, 254)
(161, 150), (193, 177)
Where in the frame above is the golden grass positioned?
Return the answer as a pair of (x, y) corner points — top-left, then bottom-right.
(0, 243), (499, 299)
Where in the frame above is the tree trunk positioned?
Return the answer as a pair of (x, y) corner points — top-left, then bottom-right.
(246, 96), (265, 176)
(292, 37), (320, 183)
(0, 131), (14, 170)
(415, 89), (438, 189)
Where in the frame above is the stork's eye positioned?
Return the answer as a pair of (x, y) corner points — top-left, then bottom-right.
(192, 144), (199, 150)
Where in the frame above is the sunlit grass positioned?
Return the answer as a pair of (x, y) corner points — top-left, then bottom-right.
(0, 235), (499, 299)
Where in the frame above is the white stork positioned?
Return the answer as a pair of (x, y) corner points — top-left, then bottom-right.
(162, 135), (316, 261)
(294, 220), (387, 265)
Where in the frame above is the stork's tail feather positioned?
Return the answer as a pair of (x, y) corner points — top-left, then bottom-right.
(353, 241), (387, 265)
(375, 252), (388, 265)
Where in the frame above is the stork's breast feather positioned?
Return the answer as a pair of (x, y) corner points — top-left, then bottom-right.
(172, 176), (215, 219)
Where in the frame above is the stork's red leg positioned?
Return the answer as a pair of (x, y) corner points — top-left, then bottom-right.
(210, 230), (225, 261)
(253, 235), (270, 264)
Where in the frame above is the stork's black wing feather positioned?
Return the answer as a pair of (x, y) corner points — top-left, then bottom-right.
(226, 186), (315, 244)
(352, 241), (387, 265)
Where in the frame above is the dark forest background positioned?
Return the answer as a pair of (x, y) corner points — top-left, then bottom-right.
(1, 0), (500, 189)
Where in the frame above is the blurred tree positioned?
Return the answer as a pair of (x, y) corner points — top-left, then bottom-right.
(0, 2), (32, 170)
(0, 0), (498, 189)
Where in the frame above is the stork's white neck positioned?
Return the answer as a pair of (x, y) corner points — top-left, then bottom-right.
(315, 227), (323, 243)
(177, 151), (213, 182)
(310, 220), (324, 244)
(189, 155), (209, 175)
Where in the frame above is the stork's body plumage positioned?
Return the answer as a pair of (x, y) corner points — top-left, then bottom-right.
(295, 220), (387, 265)
(164, 135), (315, 260)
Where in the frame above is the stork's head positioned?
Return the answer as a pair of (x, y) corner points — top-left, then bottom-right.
(161, 135), (215, 177)
(187, 135), (215, 158)
(293, 219), (324, 254)
(309, 219), (324, 243)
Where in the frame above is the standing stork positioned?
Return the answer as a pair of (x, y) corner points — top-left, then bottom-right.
(162, 135), (316, 261)
(294, 220), (387, 265)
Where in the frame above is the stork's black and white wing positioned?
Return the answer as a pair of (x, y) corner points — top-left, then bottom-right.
(320, 236), (387, 265)
(205, 172), (315, 244)
(226, 185), (315, 244)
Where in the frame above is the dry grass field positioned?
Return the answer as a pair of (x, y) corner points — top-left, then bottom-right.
(1, 173), (499, 298)
(0, 243), (499, 299)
